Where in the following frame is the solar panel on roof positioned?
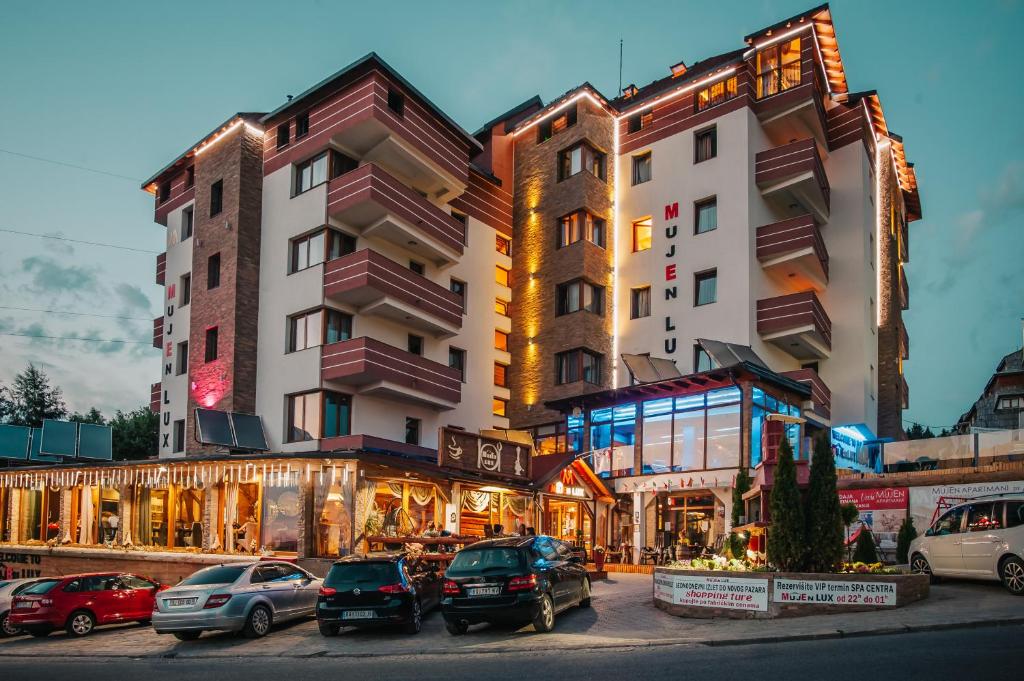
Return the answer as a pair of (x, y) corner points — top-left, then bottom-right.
(195, 409), (235, 447)
(78, 423), (113, 460)
(31, 427), (64, 462)
(230, 413), (269, 451)
(649, 357), (682, 381)
(0, 424), (31, 460)
(621, 354), (661, 384)
(40, 419), (77, 457)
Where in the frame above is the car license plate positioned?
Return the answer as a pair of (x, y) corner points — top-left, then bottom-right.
(342, 610), (375, 620)
(166, 598), (198, 607)
(15, 601), (34, 609)
(468, 586), (501, 597)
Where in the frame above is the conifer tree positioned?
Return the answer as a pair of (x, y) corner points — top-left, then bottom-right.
(804, 434), (844, 572)
(767, 436), (805, 571)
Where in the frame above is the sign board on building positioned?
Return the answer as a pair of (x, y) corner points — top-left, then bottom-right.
(438, 427), (532, 482)
(838, 487), (908, 544)
(654, 573), (769, 611)
(773, 578), (896, 606)
(909, 480), (1024, 532)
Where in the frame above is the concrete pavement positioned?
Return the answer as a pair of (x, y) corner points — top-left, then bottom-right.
(0, 574), (1021, 659)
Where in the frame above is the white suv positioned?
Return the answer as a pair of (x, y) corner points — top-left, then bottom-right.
(909, 494), (1024, 595)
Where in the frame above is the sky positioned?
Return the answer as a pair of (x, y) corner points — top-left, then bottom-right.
(0, 0), (1021, 431)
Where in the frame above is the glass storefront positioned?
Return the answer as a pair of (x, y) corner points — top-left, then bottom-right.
(135, 488), (169, 547)
(261, 484), (301, 553)
(175, 488), (205, 548)
(750, 387), (802, 466)
(314, 476), (352, 558)
(590, 404), (637, 477)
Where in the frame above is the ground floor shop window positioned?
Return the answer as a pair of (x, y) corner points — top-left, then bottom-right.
(590, 404), (636, 477)
(545, 498), (593, 552)
(226, 482), (260, 553)
(315, 476), (352, 558)
(19, 489), (42, 542)
(176, 488), (205, 548)
(658, 493), (724, 558)
(262, 484), (301, 553)
(135, 488), (169, 547)
(0, 487), (9, 542)
(98, 487), (120, 543)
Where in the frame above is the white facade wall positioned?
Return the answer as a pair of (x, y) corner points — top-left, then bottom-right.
(158, 202), (194, 458)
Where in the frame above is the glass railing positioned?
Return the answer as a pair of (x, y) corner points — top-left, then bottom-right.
(756, 62), (802, 99)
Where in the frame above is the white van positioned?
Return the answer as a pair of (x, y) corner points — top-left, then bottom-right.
(908, 494), (1024, 594)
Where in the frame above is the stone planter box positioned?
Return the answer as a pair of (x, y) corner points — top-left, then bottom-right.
(653, 567), (929, 619)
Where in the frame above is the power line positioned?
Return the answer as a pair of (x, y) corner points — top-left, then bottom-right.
(0, 148), (143, 183)
(0, 228), (161, 254)
(902, 418), (958, 430)
(0, 306), (152, 321)
(0, 332), (152, 345)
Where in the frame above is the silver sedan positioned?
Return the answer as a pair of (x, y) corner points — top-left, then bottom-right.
(152, 561), (322, 640)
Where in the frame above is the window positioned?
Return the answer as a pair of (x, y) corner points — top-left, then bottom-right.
(409, 260), (425, 276)
(204, 327), (218, 362)
(175, 341), (188, 375)
(558, 210), (605, 248)
(323, 391), (351, 438)
(632, 217), (652, 252)
(209, 179), (223, 216)
(631, 152), (652, 185)
(1006, 502), (1024, 529)
(694, 197), (717, 234)
(330, 149), (358, 179)
(173, 419), (185, 453)
(207, 253), (221, 290)
(537, 105), (576, 142)
(495, 234), (511, 256)
(495, 299), (510, 317)
(492, 397), (508, 418)
(295, 112), (310, 139)
(387, 88), (405, 117)
(185, 166), (195, 188)
(327, 229), (357, 260)
(627, 110), (653, 134)
(450, 211), (468, 244)
(556, 349), (602, 385)
(450, 278), (467, 312)
(295, 152), (328, 195)
(286, 392), (321, 442)
(756, 37), (801, 99)
(181, 207), (194, 240)
(696, 76), (738, 111)
(276, 122), (290, 149)
(931, 506), (965, 536)
(694, 345), (713, 372)
(495, 265), (510, 287)
(695, 127), (717, 163)
(404, 417), (420, 445)
(965, 503), (1000, 532)
(493, 362), (508, 388)
(449, 347), (466, 382)
(694, 269), (717, 306)
(630, 286), (651, 319)
(289, 308), (351, 351)
(158, 181), (171, 204)
(179, 273), (191, 307)
(494, 329), (509, 352)
(997, 395), (1024, 410)
(558, 142), (606, 182)
(408, 334), (423, 356)
(290, 228), (355, 273)
(556, 279), (603, 316)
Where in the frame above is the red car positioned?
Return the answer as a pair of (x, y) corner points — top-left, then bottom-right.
(10, 572), (165, 637)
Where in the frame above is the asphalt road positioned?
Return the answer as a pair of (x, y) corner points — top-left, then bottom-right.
(2, 624), (1022, 681)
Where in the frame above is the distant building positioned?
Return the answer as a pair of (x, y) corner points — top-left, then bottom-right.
(957, 324), (1024, 432)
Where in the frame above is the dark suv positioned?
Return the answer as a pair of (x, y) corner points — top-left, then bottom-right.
(316, 553), (442, 635)
(441, 536), (590, 634)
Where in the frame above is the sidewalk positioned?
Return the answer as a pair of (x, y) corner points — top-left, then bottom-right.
(0, 574), (1019, 659)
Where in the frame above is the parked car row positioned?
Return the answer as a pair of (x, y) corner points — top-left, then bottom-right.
(0, 535), (592, 642)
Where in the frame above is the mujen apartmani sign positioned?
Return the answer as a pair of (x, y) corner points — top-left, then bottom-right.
(655, 573), (769, 611)
(438, 428), (532, 482)
(773, 578), (896, 606)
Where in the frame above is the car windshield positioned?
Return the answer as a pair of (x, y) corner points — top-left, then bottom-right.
(447, 548), (524, 576)
(324, 562), (396, 590)
(178, 565), (247, 586)
(20, 579), (59, 595)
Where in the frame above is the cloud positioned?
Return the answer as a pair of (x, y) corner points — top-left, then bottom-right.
(114, 282), (153, 313)
(41, 231), (75, 255)
(20, 255), (100, 294)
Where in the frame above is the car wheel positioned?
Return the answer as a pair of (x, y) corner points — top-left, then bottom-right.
(242, 605), (272, 639)
(318, 621), (339, 637)
(445, 619), (468, 636)
(173, 631), (202, 641)
(1000, 556), (1024, 595)
(532, 593), (555, 633)
(66, 610), (96, 637)
(910, 554), (938, 584)
(403, 599), (422, 635)
(579, 578), (592, 608)
(0, 611), (20, 637)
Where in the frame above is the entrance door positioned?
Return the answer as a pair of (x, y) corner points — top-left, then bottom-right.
(960, 502), (1005, 577)
(926, 505), (967, 575)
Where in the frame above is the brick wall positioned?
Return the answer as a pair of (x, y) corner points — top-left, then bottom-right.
(876, 146), (904, 440)
(509, 99), (616, 428)
(185, 125), (264, 454)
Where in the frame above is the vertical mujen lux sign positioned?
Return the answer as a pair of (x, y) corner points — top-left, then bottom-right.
(662, 202), (680, 355)
(438, 428), (533, 482)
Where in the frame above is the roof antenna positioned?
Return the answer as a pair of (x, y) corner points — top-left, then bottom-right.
(286, 95), (293, 101)
(618, 39), (623, 95)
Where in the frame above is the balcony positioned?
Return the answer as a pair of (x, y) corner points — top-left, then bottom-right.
(321, 337), (462, 410)
(899, 318), (910, 360)
(327, 164), (465, 267)
(754, 62), (828, 148)
(899, 268), (909, 310)
(755, 138), (830, 223)
(756, 214), (828, 290)
(153, 316), (164, 349)
(150, 382), (161, 414)
(155, 252), (166, 286)
(900, 374), (910, 409)
(323, 249), (463, 337)
(756, 291), (831, 360)
(781, 368), (831, 422)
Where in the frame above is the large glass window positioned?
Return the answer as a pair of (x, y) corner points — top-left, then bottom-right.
(642, 399), (673, 473)
(632, 152), (652, 185)
(590, 405), (636, 478)
(290, 228), (356, 273)
(19, 489), (43, 542)
(696, 76), (738, 111)
(135, 488), (169, 547)
(287, 391), (322, 443)
(558, 142), (606, 181)
(630, 286), (651, 319)
(315, 476), (353, 558)
(294, 151), (329, 195)
(323, 391), (351, 438)
(556, 279), (603, 316)
(558, 210), (605, 248)
(556, 349), (602, 385)
(638, 387), (743, 474)
(262, 484), (302, 553)
(695, 197), (717, 234)
(706, 403), (742, 469)
(751, 386), (803, 464)
(694, 269), (717, 306)
(288, 308), (351, 352)
(756, 37), (802, 99)
(632, 217), (652, 252)
(176, 488), (205, 548)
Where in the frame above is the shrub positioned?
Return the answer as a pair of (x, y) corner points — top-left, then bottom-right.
(804, 434), (844, 572)
(767, 436), (805, 571)
(896, 516), (918, 564)
(852, 526), (879, 564)
(732, 468), (752, 527)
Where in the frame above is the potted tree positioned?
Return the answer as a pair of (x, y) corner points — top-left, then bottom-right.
(593, 545), (606, 570)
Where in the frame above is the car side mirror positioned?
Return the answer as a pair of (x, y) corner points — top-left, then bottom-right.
(924, 528), (934, 537)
